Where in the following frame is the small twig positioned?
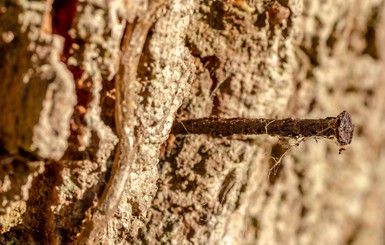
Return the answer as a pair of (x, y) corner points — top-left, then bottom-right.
(171, 111), (354, 151)
(218, 169), (237, 205)
(77, 1), (167, 242)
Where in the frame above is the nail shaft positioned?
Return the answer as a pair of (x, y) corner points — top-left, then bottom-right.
(171, 111), (354, 146)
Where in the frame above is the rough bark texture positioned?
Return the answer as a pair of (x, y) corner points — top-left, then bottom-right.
(1, 0), (385, 244)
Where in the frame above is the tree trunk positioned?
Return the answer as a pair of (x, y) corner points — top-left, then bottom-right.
(1, 0), (385, 244)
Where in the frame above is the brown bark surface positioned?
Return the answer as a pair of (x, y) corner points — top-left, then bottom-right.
(1, 0), (385, 244)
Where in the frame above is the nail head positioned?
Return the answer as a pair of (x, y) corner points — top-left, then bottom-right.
(336, 111), (354, 146)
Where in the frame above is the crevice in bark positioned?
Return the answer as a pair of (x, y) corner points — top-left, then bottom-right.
(202, 0), (226, 30)
(362, 5), (381, 59)
(51, 0), (78, 57)
(185, 39), (223, 116)
(5, 161), (64, 243)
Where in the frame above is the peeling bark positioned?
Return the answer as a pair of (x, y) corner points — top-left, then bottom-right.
(1, 0), (385, 244)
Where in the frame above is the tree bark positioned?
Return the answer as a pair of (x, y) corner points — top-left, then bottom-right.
(1, 0), (385, 244)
